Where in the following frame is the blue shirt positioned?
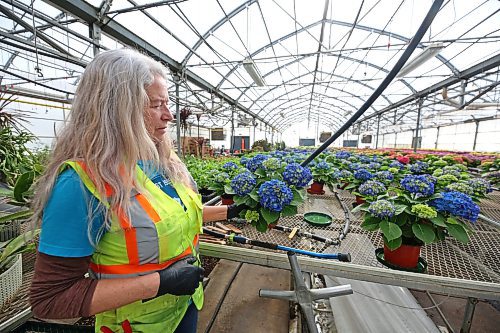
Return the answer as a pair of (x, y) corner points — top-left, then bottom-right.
(38, 164), (183, 257)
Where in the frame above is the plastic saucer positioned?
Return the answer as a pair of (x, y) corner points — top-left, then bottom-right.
(303, 211), (333, 227)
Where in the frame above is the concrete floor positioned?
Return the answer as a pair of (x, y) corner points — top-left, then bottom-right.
(411, 290), (500, 333)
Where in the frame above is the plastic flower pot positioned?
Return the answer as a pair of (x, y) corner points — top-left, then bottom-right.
(221, 193), (234, 205)
(0, 254), (22, 308)
(355, 195), (366, 205)
(307, 181), (325, 195)
(383, 243), (421, 269)
(337, 182), (349, 190)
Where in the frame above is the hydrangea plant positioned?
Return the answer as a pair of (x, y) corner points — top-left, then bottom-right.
(225, 156), (312, 232)
(354, 173), (480, 250)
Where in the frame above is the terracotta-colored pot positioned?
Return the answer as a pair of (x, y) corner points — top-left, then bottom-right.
(339, 182), (349, 190)
(355, 195), (366, 205)
(267, 222), (278, 230)
(307, 181), (325, 195)
(221, 194), (234, 205)
(383, 243), (421, 268)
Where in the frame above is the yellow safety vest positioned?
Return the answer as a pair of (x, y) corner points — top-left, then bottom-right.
(62, 160), (204, 333)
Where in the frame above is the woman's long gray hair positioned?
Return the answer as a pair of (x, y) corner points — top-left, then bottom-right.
(31, 48), (191, 235)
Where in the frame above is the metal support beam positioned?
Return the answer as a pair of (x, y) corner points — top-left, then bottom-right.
(435, 126), (440, 149)
(356, 123), (361, 148)
(460, 298), (478, 333)
(375, 115), (381, 149)
(90, 22), (101, 56)
(413, 99), (423, 152)
(174, 75), (181, 156)
(44, 0), (275, 130)
(472, 120), (480, 151)
(357, 54), (500, 123)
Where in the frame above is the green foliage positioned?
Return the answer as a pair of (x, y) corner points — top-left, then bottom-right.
(252, 139), (272, 152)
(0, 229), (40, 273)
(0, 127), (39, 185)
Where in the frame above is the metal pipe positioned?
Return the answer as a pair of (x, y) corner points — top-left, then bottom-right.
(300, 0), (444, 166)
(375, 115), (380, 148)
(414, 99), (423, 152)
(460, 297), (478, 333)
(425, 291), (455, 333)
(175, 76), (181, 156)
(472, 120), (480, 151)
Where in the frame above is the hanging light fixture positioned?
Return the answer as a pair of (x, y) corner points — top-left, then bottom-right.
(397, 43), (444, 77)
(243, 57), (266, 86)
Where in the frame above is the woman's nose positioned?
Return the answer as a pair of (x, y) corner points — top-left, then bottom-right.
(162, 106), (173, 121)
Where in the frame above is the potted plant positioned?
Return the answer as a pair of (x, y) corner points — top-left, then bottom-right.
(308, 161), (334, 195)
(226, 160), (311, 232)
(354, 174), (481, 270)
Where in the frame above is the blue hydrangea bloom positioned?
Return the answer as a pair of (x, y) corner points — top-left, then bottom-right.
(400, 175), (434, 197)
(335, 151), (351, 159)
(315, 160), (330, 170)
(214, 172), (230, 183)
(335, 169), (352, 179)
(240, 156), (249, 167)
(422, 174), (437, 184)
(359, 155), (371, 163)
(467, 178), (492, 195)
(389, 160), (404, 170)
(367, 162), (381, 170)
(246, 154), (270, 172)
(442, 165), (461, 178)
(282, 163), (312, 188)
(223, 162), (239, 171)
(349, 162), (362, 171)
(258, 179), (294, 212)
(375, 170), (394, 182)
(354, 169), (374, 181)
(230, 172), (257, 196)
(430, 191), (480, 222)
(368, 200), (396, 219)
(409, 161), (429, 174)
(359, 180), (387, 197)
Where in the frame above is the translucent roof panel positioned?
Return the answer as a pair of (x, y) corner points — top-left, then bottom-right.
(0, 0), (498, 137)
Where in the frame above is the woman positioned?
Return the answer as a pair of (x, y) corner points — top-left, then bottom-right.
(30, 48), (243, 332)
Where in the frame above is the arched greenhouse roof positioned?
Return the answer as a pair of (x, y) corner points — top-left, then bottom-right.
(1, 0), (499, 139)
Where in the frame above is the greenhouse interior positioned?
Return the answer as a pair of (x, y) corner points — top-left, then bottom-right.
(0, 0), (499, 332)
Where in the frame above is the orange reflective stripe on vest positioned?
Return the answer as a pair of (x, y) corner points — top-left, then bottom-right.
(89, 234), (199, 275)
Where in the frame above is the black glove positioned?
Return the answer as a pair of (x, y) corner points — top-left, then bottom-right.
(227, 203), (247, 219)
(156, 256), (204, 297)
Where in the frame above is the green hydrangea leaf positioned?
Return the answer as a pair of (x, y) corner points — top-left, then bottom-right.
(384, 236), (402, 251)
(224, 184), (235, 195)
(281, 205), (297, 217)
(249, 189), (259, 202)
(261, 208), (280, 224)
(412, 223), (435, 243)
(446, 223), (469, 243)
(379, 221), (402, 241)
(233, 195), (246, 205)
(430, 215), (447, 227)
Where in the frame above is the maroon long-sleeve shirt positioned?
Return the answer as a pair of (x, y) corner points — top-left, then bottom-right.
(29, 251), (98, 319)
